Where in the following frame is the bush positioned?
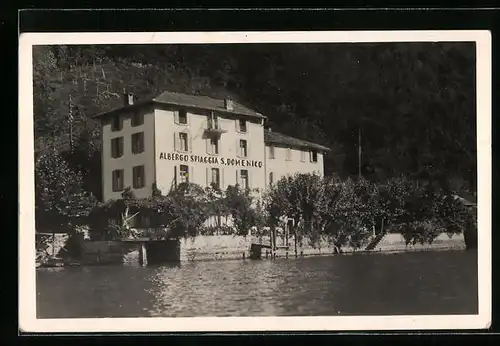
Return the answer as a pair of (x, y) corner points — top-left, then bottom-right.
(264, 173), (475, 249)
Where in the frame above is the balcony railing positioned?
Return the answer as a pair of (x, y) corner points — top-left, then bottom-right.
(205, 119), (227, 135)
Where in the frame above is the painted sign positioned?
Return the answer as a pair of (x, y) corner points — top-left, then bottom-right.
(159, 152), (263, 168)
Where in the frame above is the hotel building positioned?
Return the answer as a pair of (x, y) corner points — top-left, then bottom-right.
(93, 91), (330, 202)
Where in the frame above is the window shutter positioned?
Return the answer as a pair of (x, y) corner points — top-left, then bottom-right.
(220, 168), (225, 190)
(206, 167), (210, 187)
(235, 119), (239, 132)
(247, 141), (250, 158)
(235, 169), (239, 187)
(173, 165), (178, 189)
(206, 138), (210, 154)
(189, 165), (194, 184)
(236, 139), (239, 156)
(174, 110), (179, 124)
(117, 138), (121, 157)
(188, 132), (193, 152)
(173, 132), (178, 151)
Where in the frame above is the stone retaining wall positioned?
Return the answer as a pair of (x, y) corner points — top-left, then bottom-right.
(178, 235), (359, 261)
(371, 232), (466, 253)
(38, 231), (468, 267)
(180, 235), (251, 262)
(80, 241), (124, 265)
(178, 232), (466, 262)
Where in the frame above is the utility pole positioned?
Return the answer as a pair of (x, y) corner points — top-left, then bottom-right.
(358, 127), (362, 179)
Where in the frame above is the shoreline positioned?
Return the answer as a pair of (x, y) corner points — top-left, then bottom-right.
(178, 244), (467, 263)
(37, 242), (470, 269)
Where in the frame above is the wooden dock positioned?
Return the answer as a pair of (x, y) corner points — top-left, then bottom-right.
(249, 243), (290, 260)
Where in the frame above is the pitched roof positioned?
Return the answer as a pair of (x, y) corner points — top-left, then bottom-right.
(93, 90), (265, 119)
(153, 91), (264, 118)
(264, 130), (331, 152)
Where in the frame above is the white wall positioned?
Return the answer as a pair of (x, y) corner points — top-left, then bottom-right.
(154, 106), (267, 194)
(101, 107), (156, 202)
(265, 145), (324, 187)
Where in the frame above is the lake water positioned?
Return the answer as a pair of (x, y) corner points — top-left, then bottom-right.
(36, 250), (478, 318)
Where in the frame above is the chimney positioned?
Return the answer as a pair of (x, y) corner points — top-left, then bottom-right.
(224, 98), (234, 111)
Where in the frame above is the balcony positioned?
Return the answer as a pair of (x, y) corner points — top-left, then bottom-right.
(204, 119), (228, 136)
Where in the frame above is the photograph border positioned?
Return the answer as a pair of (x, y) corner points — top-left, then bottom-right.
(19, 30), (492, 333)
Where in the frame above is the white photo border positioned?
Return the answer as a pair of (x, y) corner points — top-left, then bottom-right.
(19, 30), (492, 333)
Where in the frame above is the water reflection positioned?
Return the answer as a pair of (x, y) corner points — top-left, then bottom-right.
(37, 251), (478, 318)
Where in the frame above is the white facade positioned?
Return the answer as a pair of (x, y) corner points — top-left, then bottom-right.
(97, 92), (329, 202)
(265, 143), (325, 187)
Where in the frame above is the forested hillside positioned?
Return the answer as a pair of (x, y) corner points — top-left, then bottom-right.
(33, 42), (476, 201)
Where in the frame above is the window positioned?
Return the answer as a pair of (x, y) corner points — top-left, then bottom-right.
(210, 168), (220, 189)
(240, 169), (249, 189)
(111, 137), (124, 158)
(269, 146), (275, 159)
(131, 112), (143, 127)
(209, 137), (219, 154)
(112, 169), (124, 192)
(133, 165), (145, 189)
(179, 165), (189, 184)
(131, 132), (144, 154)
(239, 139), (248, 157)
(178, 110), (187, 124)
(179, 132), (188, 152)
(286, 148), (292, 161)
(310, 150), (318, 163)
(269, 172), (274, 186)
(239, 119), (247, 132)
(111, 114), (122, 131)
(300, 150), (306, 162)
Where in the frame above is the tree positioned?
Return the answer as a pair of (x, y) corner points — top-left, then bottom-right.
(315, 175), (344, 252)
(166, 182), (210, 238)
(433, 193), (472, 237)
(35, 148), (97, 234)
(330, 178), (373, 250)
(224, 185), (266, 237)
(265, 173), (331, 255)
(265, 175), (301, 256)
(87, 182), (211, 241)
(388, 181), (444, 246)
(293, 173), (330, 247)
(203, 185), (230, 234)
